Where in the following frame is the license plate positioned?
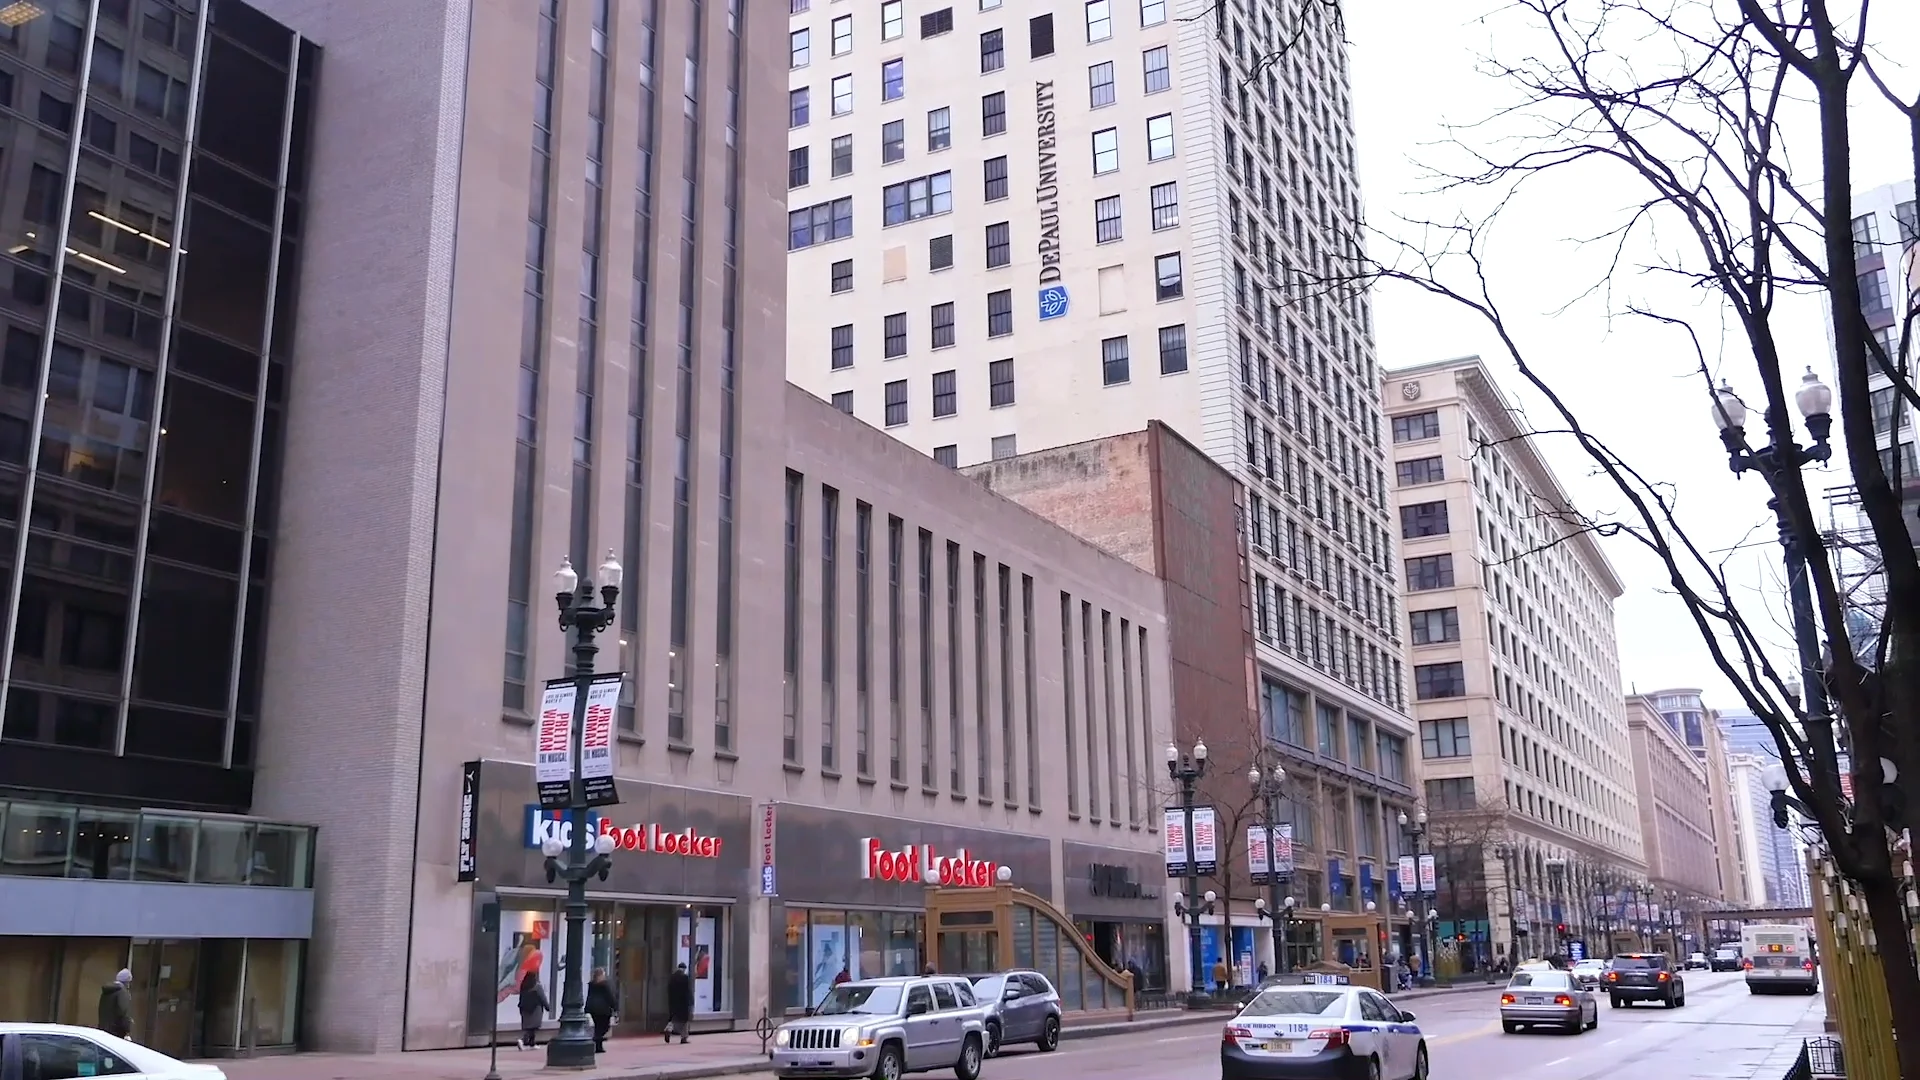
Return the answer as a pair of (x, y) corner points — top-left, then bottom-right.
(1524, 996), (1545, 1005)
(1264, 1040), (1294, 1053)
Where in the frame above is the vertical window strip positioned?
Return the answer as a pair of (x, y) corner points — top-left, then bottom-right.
(1082, 601), (1099, 820)
(620, 0), (661, 733)
(1103, 610), (1118, 821)
(855, 502), (873, 776)
(1138, 625), (1155, 823)
(1060, 592), (1080, 814)
(820, 486), (839, 770)
(504, 0), (562, 712)
(782, 470), (802, 762)
(1023, 576), (1040, 808)
(1121, 616), (1138, 825)
(919, 530), (935, 788)
(667, 0), (707, 742)
(999, 565), (1014, 803)
(571, 0), (611, 572)
(715, 0), (744, 749)
(887, 516), (904, 782)
(947, 541), (964, 794)
(973, 553), (989, 799)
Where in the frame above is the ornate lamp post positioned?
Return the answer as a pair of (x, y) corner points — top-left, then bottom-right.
(542, 553), (624, 1068)
(1167, 739), (1212, 1007)
(1254, 895), (1297, 974)
(1249, 763), (1289, 974)
(1494, 842), (1521, 967)
(1398, 808), (1437, 986)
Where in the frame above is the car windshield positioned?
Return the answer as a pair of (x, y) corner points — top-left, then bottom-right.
(971, 976), (1005, 999)
(1573, 961), (1605, 971)
(1509, 971), (1573, 990)
(1611, 956), (1664, 970)
(1715, 948), (1739, 957)
(1239, 990), (1348, 1018)
(814, 984), (904, 1016)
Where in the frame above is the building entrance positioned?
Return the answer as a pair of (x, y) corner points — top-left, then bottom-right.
(129, 939), (200, 1059)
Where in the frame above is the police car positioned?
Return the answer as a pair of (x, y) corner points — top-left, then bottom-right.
(1220, 973), (1429, 1080)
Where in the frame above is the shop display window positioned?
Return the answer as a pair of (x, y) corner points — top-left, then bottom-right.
(783, 908), (926, 1011)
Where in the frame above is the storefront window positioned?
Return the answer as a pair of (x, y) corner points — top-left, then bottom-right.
(1120, 923), (1166, 990)
(242, 939), (303, 1047)
(803, 910), (847, 1009)
(197, 821), (256, 885)
(848, 910), (884, 980)
(2, 803), (74, 877)
(1058, 944), (1083, 1009)
(678, 906), (725, 1013)
(781, 910), (807, 1009)
(0, 938), (58, 1021)
(883, 913), (920, 976)
(1034, 919), (1059, 990)
(70, 808), (135, 880)
(1011, 907), (1034, 969)
(135, 816), (198, 882)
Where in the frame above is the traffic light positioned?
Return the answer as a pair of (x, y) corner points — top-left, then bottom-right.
(1556, 924), (1567, 936)
(1456, 933), (1467, 942)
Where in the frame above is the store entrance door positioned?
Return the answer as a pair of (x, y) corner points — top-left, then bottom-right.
(616, 906), (677, 1034)
(129, 939), (200, 1059)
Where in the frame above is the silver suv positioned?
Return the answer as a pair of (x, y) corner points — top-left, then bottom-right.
(772, 976), (988, 1080)
(968, 971), (1062, 1057)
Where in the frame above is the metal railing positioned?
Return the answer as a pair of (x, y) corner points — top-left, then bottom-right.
(1806, 1036), (1845, 1079)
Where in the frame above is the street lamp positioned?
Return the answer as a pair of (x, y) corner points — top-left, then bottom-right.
(1167, 739), (1210, 1007)
(1255, 895), (1298, 974)
(1249, 764), (1289, 973)
(1710, 371), (1838, 749)
(1397, 808), (1437, 986)
(1544, 857), (1567, 957)
(1494, 843), (1521, 968)
(544, 552), (623, 1068)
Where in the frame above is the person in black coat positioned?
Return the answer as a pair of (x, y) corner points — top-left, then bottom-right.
(516, 970), (549, 1050)
(665, 963), (693, 1045)
(585, 968), (617, 1053)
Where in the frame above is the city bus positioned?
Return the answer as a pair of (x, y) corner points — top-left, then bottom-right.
(1741, 924), (1818, 994)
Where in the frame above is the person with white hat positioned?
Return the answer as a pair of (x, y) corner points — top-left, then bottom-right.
(98, 969), (134, 1040)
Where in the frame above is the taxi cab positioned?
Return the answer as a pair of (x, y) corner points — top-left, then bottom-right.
(1220, 973), (1429, 1080)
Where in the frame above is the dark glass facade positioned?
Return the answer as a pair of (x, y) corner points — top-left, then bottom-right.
(0, 0), (315, 811)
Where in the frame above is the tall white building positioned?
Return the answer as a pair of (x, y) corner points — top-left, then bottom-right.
(784, 0), (1416, 864)
(1727, 752), (1810, 907)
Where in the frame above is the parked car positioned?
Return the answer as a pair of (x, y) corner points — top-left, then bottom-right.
(969, 971), (1063, 1057)
(1684, 952), (1711, 971)
(1604, 953), (1686, 1008)
(1710, 946), (1743, 972)
(0, 1023), (227, 1080)
(771, 976), (988, 1080)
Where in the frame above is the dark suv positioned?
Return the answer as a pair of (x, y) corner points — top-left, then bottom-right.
(1604, 953), (1685, 1008)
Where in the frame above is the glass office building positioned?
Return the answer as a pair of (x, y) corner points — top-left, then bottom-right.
(0, 0), (316, 1056)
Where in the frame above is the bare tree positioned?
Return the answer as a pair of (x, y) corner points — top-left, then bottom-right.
(1333, 0), (1920, 1066)
(1423, 796), (1509, 965)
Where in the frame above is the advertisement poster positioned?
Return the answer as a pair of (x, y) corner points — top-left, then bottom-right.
(806, 921), (848, 1009)
(457, 761), (481, 883)
(679, 912), (718, 1013)
(579, 673), (623, 806)
(1191, 807), (1218, 876)
(1162, 808), (1188, 877)
(1272, 823), (1294, 876)
(1416, 853), (1437, 894)
(1397, 854), (1417, 894)
(1246, 825), (1271, 884)
(535, 680), (577, 809)
(759, 804), (778, 897)
(494, 910), (554, 1029)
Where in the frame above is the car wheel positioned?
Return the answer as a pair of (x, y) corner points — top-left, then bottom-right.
(1589, 1010), (1599, 1031)
(1367, 1056), (1383, 1080)
(983, 1021), (1001, 1058)
(1412, 1042), (1430, 1080)
(1663, 993), (1676, 1009)
(953, 1034), (982, 1080)
(1608, 996), (1620, 1008)
(873, 1043), (904, 1080)
(1037, 1014), (1060, 1052)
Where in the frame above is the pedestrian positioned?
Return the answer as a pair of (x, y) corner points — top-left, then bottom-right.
(665, 962), (693, 1045)
(833, 966), (852, 986)
(1211, 957), (1230, 994)
(921, 963), (937, 975)
(585, 968), (616, 1053)
(1256, 961), (1269, 982)
(516, 970), (549, 1050)
(98, 969), (134, 1040)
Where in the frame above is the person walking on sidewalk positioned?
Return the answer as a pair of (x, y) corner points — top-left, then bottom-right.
(1212, 958), (1231, 994)
(586, 968), (616, 1053)
(665, 963), (693, 1045)
(515, 970), (549, 1050)
(98, 969), (134, 1040)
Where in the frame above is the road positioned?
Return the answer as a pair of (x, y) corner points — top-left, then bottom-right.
(981, 971), (1819, 1079)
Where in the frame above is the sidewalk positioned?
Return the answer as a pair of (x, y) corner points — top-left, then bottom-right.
(208, 985), (1499, 1080)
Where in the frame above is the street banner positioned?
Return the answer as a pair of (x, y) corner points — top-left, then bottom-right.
(579, 672), (624, 806)
(457, 760), (482, 882)
(1397, 854), (1417, 894)
(759, 803), (779, 896)
(535, 679), (577, 809)
(1192, 807), (1219, 875)
(1417, 853), (1437, 894)
(1163, 808), (1189, 877)
(1272, 823), (1294, 876)
(1247, 825), (1272, 884)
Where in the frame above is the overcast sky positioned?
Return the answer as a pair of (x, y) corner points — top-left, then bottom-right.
(1345, 1), (1918, 714)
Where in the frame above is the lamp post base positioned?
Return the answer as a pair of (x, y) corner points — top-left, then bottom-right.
(543, 1022), (598, 1069)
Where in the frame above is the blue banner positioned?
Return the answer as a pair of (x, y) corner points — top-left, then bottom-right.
(1328, 858), (1344, 899)
(1359, 863), (1376, 905)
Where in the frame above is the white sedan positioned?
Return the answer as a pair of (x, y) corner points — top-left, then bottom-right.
(0, 1023), (227, 1080)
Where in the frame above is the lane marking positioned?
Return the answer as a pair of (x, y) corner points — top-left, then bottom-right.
(1605, 1038), (1623, 1045)
(1544, 1056), (1570, 1066)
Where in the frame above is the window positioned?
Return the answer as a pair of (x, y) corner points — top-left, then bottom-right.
(931, 303), (956, 348)
(927, 107), (951, 150)
(1094, 196), (1123, 242)
(790, 28), (811, 68)
(884, 313), (908, 358)
(4, 1034), (138, 1079)
(833, 15), (853, 55)
(986, 290), (1013, 337)
(921, 7), (954, 36)
(930, 234), (954, 270)
(1092, 127), (1119, 173)
(831, 260), (854, 293)
(784, 472), (803, 761)
(981, 28), (1004, 72)
(789, 197), (854, 249)
(932, 370), (958, 417)
(1392, 410), (1440, 442)
(1101, 336), (1130, 385)
(830, 134), (853, 177)
(1141, 0), (1166, 24)
(984, 156), (1009, 200)
(882, 59), (905, 101)
(1409, 607), (1459, 644)
(981, 0), (1001, 8)
(1030, 13), (1055, 58)
(1158, 324), (1188, 374)
(882, 119), (905, 162)
(1871, 386), (1908, 435)
(790, 88), (811, 127)
(1425, 776), (1477, 812)
(1154, 252), (1183, 300)
(1414, 662), (1467, 700)
(992, 434), (1018, 459)
(832, 74), (854, 115)
(832, 391), (853, 414)
(883, 172), (952, 224)
(1396, 456), (1444, 486)
(1085, 0), (1112, 41)
(981, 91), (1007, 136)
(989, 359), (1015, 406)
(882, 0), (904, 40)
(1143, 46), (1170, 92)
(1150, 182), (1179, 229)
(885, 380), (908, 426)
(1405, 555), (1454, 591)
(1400, 500), (1449, 538)
(1146, 113), (1175, 159)
(1089, 61), (1116, 107)
(985, 222), (1011, 268)
(934, 444), (958, 467)
(831, 324), (855, 369)
(788, 146), (810, 188)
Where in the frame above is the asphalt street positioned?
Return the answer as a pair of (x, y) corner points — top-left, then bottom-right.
(977, 971), (1821, 1079)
